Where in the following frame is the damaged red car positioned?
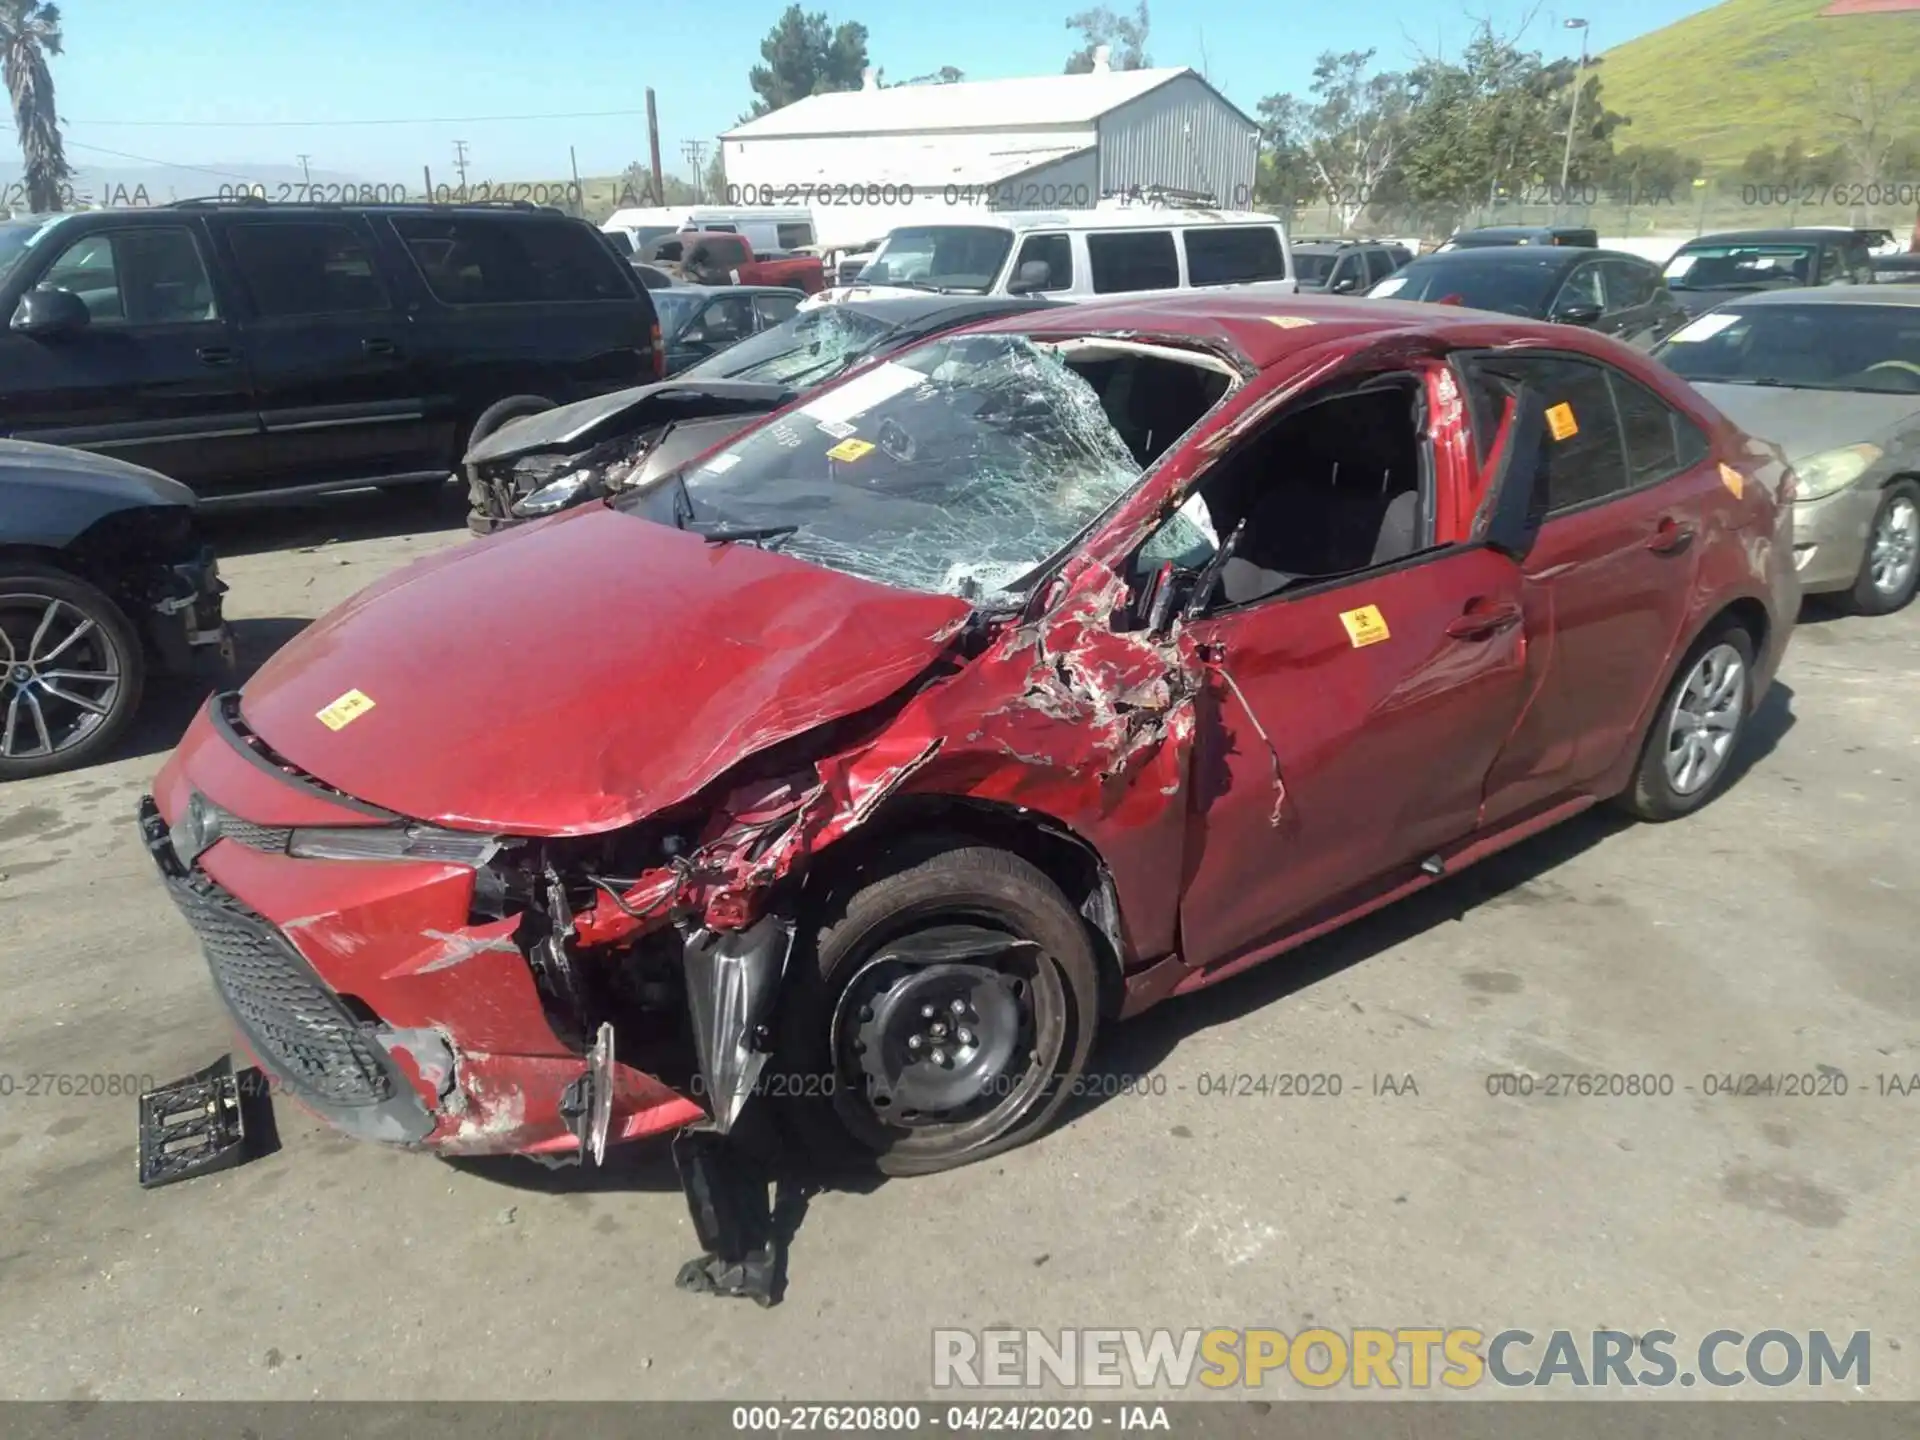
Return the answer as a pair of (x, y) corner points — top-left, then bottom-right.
(140, 292), (1797, 1177)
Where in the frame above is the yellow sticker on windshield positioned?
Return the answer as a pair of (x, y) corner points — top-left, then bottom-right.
(317, 689), (375, 731)
(1339, 605), (1391, 648)
(826, 437), (875, 462)
(1719, 462), (1744, 499)
(1545, 403), (1578, 441)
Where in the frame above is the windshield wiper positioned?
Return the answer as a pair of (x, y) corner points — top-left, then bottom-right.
(690, 521), (800, 548)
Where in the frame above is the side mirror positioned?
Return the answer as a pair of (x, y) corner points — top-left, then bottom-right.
(1008, 259), (1052, 295)
(1481, 387), (1549, 561)
(1331, 274), (1361, 294)
(11, 286), (90, 338)
(1552, 300), (1604, 326)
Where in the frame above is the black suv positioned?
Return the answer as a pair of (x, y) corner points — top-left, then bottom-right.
(0, 200), (661, 503)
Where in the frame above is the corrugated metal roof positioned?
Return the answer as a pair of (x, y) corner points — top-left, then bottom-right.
(724, 136), (1092, 188)
(725, 67), (1191, 139)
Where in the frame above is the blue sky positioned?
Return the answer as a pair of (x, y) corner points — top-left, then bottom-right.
(53, 0), (1716, 187)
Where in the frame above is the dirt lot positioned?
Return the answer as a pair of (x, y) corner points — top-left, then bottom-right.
(1, 489), (1915, 1401)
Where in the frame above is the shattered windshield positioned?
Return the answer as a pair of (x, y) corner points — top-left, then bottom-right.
(616, 332), (1145, 603)
(681, 304), (894, 386)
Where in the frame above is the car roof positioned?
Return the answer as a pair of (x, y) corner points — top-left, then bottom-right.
(1691, 283), (1920, 308)
(1683, 229), (1849, 246)
(1457, 226), (1591, 238)
(960, 289), (1575, 371)
(891, 209), (1281, 234)
(1407, 245), (1643, 269)
(661, 283), (804, 298)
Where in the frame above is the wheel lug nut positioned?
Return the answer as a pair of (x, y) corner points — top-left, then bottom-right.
(957, 1028), (974, 1046)
(907, 1035), (923, 1051)
(920, 1004), (936, 1019)
(950, 999), (966, 1015)
(931, 1048), (948, 1065)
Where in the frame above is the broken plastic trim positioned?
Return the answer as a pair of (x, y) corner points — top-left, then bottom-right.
(683, 914), (796, 1134)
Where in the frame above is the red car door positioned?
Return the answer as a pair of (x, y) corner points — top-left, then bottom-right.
(1464, 352), (1718, 825)
(1170, 363), (1540, 976)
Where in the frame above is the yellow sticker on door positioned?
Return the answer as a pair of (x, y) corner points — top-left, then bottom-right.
(1545, 402), (1578, 441)
(1719, 462), (1744, 498)
(1339, 605), (1391, 648)
(317, 689), (376, 731)
(826, 437), (875, 462)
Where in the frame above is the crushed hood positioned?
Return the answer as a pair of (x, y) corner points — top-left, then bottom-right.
(464, 380), (797, 467)
(237, 504), (972, 835)
(1689, 382), (1920, 462)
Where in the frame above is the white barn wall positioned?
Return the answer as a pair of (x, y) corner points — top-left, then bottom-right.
(1095, 75), (1259, 206)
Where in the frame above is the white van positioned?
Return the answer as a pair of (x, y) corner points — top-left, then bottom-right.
(601, 206), (815, 256)
(835, 209), (1296, 303)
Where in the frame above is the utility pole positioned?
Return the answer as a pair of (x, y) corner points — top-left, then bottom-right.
(296, 153), (313, 188)
(682, 139), (709, 203)
(452, 139), (471, 197)
(646, 88), (665, 206)
(1557, 18), (1591, 209)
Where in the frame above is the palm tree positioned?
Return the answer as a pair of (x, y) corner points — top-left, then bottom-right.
(1, 1), (71, 213)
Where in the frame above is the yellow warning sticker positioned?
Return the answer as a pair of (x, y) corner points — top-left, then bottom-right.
(1719, 462), (1744, 499)
(316, 689), (376, 731)
(1545, 402), (1578, 441)
(1265, 315), (1317, 329)
(825, 437), (875, 462)
(1339, 605), (1391, 648)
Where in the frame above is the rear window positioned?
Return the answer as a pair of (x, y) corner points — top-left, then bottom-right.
(1368, 256), (1562, 316)
(1182, 226), (1285, 285)
(776, 222), (815, 250)
(1663, 244), (1817, 292)
(1087, 230), (1179, 294)
(392, 215), (632, 305)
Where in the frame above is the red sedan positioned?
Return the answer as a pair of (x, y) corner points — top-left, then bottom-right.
(140, 292), (1797, 1178)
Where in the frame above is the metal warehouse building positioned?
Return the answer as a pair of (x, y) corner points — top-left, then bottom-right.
(719, 50), (1263, 249)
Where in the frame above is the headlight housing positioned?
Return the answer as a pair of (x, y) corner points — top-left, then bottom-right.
(511, 468), (598, 517)
(1791, 444), (1881, 502)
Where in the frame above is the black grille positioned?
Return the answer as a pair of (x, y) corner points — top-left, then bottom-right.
(214, 811), (293, 853)
(164, 870), (394, 1107)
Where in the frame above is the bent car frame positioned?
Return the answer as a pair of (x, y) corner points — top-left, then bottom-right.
(140, 292), (1797, 1185)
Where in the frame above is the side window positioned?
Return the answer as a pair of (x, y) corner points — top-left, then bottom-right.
(1608, 372), (1710, 485)
(42, 228), (219, 326)
(1465, 354), (1629, 514)
(225, 222), (391, 317)
(754, 292), (799, 327)
(1182, 226), (1285, 285)
(392, 217), (630, 304)
(1363, 248), (1395, 285)
(1087, 230), (1179, 294)
(696, 295), (755, 342)
(1553, 263), (1604, 312)
(1327, 254), (1360, 291)
(1599, 259), (1652, 309)
(1818, 246), (1849, 285)
(1013, 232), (1073, 291)
(775, 222), (814, 250)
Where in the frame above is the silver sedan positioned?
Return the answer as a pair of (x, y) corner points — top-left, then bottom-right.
(1654, 286), (1920, 615)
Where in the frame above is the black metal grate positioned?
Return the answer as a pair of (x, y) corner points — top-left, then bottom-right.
(215, 812), (293, 853)
(163, 870), (393, 1107)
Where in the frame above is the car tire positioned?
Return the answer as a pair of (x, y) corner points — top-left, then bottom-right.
(0, 564), (146, 781)
(463, 395), (557, 526)
(774, 841), (1101, 1178)
(1615, 621), (1756, 823)
(1839, 479), (1920, 616)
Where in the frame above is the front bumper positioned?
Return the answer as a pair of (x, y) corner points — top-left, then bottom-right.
(139, 769), (704, 1157)
(1790, 484), (1880, 595)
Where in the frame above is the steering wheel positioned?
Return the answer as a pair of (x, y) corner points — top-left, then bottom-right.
(1858, 360), (1920, 392)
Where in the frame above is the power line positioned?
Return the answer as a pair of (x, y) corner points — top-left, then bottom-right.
(65, 107), (658, 129)
(60, 138), (266, 182)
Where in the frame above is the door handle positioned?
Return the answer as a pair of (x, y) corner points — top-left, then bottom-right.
(361, 337), (398, 357)
(1445, 599), (1522, 640)
(195, 345), (238, 366)
(1647, 517), (1696, 555)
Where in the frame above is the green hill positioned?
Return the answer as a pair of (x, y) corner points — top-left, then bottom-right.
(1597, 0), (1920, 174)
